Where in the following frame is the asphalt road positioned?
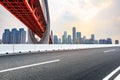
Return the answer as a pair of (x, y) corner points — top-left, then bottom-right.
(0, 47), (120, 80)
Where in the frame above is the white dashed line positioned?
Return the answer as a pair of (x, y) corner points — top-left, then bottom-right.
(104, 49), (116, 53)
(0, 59), (60, 73)
(103, 66), (120, 80)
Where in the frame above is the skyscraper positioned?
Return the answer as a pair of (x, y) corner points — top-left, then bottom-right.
(53, 35), (58, 44)
(91, 34), (95, 40)
(64, 31), (67, 40)
(18, 28), (26, 44)
(62, 31), (67, 44)
(90, 34), (95, 44)
(2, 29), (10, 44)
(72, 27), (76, 44)
(67, 35), (72, 44)
(10, 28), (18, 44)
(77, 32), (81, 38)
(62, 35), (65, 44)
(76, 32), (81, 44)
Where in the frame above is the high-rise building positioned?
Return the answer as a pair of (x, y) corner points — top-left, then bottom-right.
(91, 34), (95, 40)
(77, 32), (81, 38)
(76, 32), (81, 44)
(62, 35), (65, 44)
(62, 31), (67, 44)
(53, 35), (58, 44)
(72, 27), (76, 44)
(2, 29), (10, 44)
(67, 35), (72, 44)
(10, 28), (18, 44)
(115, 40), (119, 44)
(64, 31), (67, 40)
(90, 34), (95, 44)
(18, 28), (26, 44)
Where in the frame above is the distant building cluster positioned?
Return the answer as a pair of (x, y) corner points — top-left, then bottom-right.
(2, 28), (26, 44)
(53, 27), (119, 44)
(99, 38), (112, 44)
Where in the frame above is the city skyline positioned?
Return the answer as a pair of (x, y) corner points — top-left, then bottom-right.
(53, 27), (119, 44)
(1, 27), (118, 44)
(0, 0), (120, 43)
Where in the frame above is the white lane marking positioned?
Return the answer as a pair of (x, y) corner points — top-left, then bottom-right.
(103, 66), (120, 80)
(114, 74), (120, 80)
(0, 59), (60, 73)
(104, 49), (116, 53)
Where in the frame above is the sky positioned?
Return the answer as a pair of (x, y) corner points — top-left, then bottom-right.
(0, 0), (120, 42)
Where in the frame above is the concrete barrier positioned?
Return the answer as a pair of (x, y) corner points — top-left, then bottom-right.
(0, 44), (120, 54)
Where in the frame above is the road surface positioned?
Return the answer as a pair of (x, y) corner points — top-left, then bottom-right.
(0, 47), (120, 80)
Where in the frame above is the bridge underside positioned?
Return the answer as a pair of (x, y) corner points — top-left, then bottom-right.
(1, 0), (46, 38)
(0, 0), (52, 44)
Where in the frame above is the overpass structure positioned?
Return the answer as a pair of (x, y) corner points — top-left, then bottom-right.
(0, 0), (52, 44)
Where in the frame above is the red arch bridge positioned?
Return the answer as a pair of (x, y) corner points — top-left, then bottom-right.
(0, 0), (53, 44)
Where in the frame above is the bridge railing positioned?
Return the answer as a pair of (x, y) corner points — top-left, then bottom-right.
(0, 44), (120, 55)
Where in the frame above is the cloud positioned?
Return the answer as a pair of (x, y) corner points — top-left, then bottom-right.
(49, 0), (113, 23)
(49, 0), (113, 28)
